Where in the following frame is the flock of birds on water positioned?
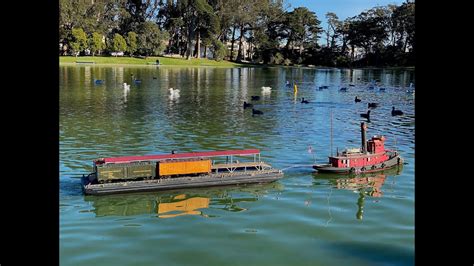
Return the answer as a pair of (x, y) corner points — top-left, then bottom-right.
(242, 80), (413, 120)
(93, 73), (414, 121)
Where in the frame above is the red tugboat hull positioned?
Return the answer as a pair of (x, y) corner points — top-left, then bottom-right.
(313, 122), (403, 175)
(313, 151), (403, 174)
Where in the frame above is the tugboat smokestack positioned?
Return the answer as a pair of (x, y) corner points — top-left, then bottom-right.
(361, 122), (367, 153)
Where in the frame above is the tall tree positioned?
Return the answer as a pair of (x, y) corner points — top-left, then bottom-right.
(70, 28), (88, 57)
(111, 33), (127, 56)
(126, 31), (138, 56)
(89, 32), (105, 56)
(283, 7), (321, 57)
(137, 21), (169, 57)
(325, 12), (341, 49)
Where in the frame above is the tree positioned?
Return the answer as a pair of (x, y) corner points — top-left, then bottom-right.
(283, 7), (322, 58)
(89, 32), (104, 56)
(211, 38), (227, 61)
(137, 21), (169, 57)
(126, 32), (138, 56)
(325, 12), (341, 49)
(70, 28), (88, 57)
(111, 33), (127, 56)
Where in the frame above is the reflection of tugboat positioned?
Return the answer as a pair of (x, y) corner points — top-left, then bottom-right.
(317, 166), (402, 220)
(335, 174), (386, 198)
(313, 122), (403, 174)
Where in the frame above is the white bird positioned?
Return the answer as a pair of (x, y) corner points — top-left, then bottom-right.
(123, 82), (131, 91)
(169, 88), (180, 98)
(261, 86), (272, 95)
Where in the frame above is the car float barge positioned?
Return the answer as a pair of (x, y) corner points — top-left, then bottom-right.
(82, 149), (283, 195)
(313, 122), (403, 174)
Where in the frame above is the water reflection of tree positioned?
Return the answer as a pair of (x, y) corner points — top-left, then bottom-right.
(160, 67), (283, 151)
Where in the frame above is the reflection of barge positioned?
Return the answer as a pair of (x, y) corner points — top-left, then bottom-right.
(313, 122), (403, 174)
(84, 182), (283, 217)
(82, 149), (283, 195)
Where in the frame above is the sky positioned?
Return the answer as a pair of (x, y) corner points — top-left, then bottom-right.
(286, 0), (407, 44)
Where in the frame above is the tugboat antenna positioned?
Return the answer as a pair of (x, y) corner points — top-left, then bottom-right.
(330, 110), (333, 156)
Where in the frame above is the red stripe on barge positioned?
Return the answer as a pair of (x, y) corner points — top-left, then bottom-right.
(102, 149), (261, 164)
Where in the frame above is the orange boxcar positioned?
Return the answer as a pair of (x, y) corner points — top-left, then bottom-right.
(157, 159), (211, 176)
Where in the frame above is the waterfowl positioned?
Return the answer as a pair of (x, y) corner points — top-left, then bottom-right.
(261, 86), (272, 94)
(349, 84), (355, 87)
(243, 101), (253, 108)
(301, 98), (309, 104)
(368, 103), (378, 108)
(251, 96), (260, 101)
(339, 87), (347, 92)
(123, 82), (130, 91)
(153, 77), (157, 80)
(360, 110), (371, 119)
(391, 107), (404, 116)
(252, 108), (263, 116)
(355, 96), (361, 103)
(94, 79), (104, 84)
(169, 88), (180, 98)
(379, 87), (386, 92)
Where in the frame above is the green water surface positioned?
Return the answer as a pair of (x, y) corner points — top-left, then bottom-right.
(60, 65), (415, 266)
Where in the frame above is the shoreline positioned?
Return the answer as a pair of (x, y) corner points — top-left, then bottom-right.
(59, 57), (414, 69)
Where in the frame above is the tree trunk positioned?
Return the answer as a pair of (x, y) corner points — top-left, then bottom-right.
(326, 25), (330, 47)
(186, 33), (193, 60)
(237, 24), (244, 61)
(285, 32), (292, 53)
(195, 30), (201, 58)
(203, 45), (207, 58)
(341, 38), (347, 55)
(351, 44), (354, 61)
(230, 25), (236, 60)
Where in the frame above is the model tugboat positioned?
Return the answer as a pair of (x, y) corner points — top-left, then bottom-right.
(82, 149), (283, 195)
(313, 122), (403, 174)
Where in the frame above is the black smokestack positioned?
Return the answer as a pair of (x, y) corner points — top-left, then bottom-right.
(361, 122), (367, 153)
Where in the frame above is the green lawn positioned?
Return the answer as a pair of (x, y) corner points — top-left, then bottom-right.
(59, 56), (251, 67)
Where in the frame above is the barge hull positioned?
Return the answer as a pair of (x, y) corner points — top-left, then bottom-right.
(83, 170), (283, 195)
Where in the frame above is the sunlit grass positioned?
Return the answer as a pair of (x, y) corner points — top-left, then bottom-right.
(59, 56), (249, 67)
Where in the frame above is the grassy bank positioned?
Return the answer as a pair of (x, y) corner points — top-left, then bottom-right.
(60, 56), (250, 67)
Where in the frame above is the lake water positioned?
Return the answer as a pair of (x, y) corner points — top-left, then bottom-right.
(60, 65), (415, 266)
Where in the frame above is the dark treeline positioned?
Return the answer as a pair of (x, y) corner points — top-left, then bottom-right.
(59, 0), (415, 67)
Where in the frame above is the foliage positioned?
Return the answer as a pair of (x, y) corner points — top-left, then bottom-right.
(137, 21), (169, 56)
(70, 28), (88, 56)
(59, 0), (414, 66)
(211, 39), (227, 61)
(89, 32), (104, 56)
(126, 32), (138, 55)
(111, 33), (127, 55)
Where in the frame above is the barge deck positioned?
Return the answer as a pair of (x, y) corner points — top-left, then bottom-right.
(82, 169), (283, 195)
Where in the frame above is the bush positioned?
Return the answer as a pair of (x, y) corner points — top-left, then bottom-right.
(211, 39), (227, 61)
(271, 52), (284, 64)
(335, 56), (350, 67)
